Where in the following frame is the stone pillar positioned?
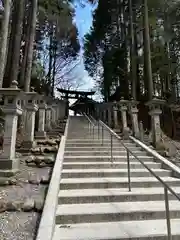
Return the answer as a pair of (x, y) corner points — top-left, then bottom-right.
(55, 102), (60, 122)
(65, 99), (69, 117)
(129, 99), (140, 138)
(146, 98), (165, 147)
(107, 104), (112, 127)
(45, 106), (52, 131)
(113, 102), (119, 129)
(119, 98), (130, 138)
(51, 103), (57, 125)
(101, 106), (106, 122)
(102, 104), (107, 123)
(21, 91), (38, 150)
(36, 97), (47, 139)
(58, 100), (66, 120)
(0, 81), (22, 172)
(95, 104), (100, 120)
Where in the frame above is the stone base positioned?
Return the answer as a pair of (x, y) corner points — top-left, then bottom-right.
(21, 141), (36, 149)
(122, 127), (131, 140)
(19, 141), (36, 153)
(0, 169), (18, 177)
(45, 126), (52, 132)
(113, 128), (121, 134)
(47, 131), (61, 138)
(0, 157), (20, 171)
(35, 131), (47, 139)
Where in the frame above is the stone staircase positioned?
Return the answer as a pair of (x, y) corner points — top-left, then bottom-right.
(52, 116), (180, 240)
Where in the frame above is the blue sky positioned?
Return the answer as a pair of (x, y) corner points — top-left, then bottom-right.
(73, 2), (95, 91)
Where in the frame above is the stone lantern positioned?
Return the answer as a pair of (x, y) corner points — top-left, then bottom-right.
(21, 88), (38, 150)
(36, 95), (47, 139)
(0, 80), (23, 173)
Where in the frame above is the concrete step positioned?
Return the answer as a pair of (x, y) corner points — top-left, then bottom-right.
(62, 161), (161, 169)
(61, 169), (171, 178)
(58, 187), (180, 204)
(60, 177), (180, 190)
(65, 143), (137, 147)
(64, 150), (149, 157)
(53, 219), (180, 240)
(67, 135), (103, 138)
(56, 200), (180, 224)
(66, 139), (121, 142)
(66, 139), (131, 143)
(63, 155), (154, 162)
(65, 146), (140, 151)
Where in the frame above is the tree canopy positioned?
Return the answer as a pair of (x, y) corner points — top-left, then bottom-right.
(84, 0), (180, 102)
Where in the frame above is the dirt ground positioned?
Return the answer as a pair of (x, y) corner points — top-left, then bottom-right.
(0, 154), (53, 240)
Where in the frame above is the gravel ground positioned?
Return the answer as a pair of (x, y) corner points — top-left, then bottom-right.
(0, 153), (54, 240)
(0, 212), (39, 240)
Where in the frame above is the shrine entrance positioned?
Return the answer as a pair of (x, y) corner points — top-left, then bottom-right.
(57, 88), (96, 115)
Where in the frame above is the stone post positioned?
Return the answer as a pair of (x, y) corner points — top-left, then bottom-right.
(45, 105), (52, 131)
(36, 96), (47, 139)
(102, 104), (107, 123)
(113, 102), (119, 130)
(99, 105), (103, 121)
(146, 98), (165, 147)
(119, 98), (130, 138)
(129, 99), (140, 138)
(21, 91), (38, 150)
(55, 101), (60, 123)
(95, 103), (100, 120)
(107, 103), (112, 127)
(101, 108), (105, 122)
(65, 99), (69, 117)
(51, 102), (57, 126)
(0, 81), (22, 172)
(58, 100), (66, 120)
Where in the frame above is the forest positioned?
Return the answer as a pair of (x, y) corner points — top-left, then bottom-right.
(84, 0), (180, 103)
(0, 0), (82, 96)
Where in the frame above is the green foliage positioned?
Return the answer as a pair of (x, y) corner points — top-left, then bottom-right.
(33, 0), (81, 95)
(84, 0), (180, 102)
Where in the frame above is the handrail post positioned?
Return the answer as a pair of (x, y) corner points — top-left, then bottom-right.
(93, 125), (94, 140)
(127, 150), (131, 192)
(110, 134), (113, 163)
(101, 125), (104, 145)
(164, 187), (172, 240)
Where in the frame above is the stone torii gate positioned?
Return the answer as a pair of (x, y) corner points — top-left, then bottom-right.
(57, 88), (96, 115)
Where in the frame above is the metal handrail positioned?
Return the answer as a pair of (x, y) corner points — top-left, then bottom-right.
(99, 119), (180, 198)
(83, 112), (95, 127)
(87, 114), (180, 240)
(83, 113), (96, 138)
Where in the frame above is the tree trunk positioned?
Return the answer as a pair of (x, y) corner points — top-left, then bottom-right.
(143, 0), (153, 100)
(0, 0), (12, 87)
(3, 0), (25, 87)
(24, 0), (38, 92)
(47, 27), (53, 96)
(19, 6), (31, 88)
(129, 0), (137, 100)
(51, 40), (57, 97)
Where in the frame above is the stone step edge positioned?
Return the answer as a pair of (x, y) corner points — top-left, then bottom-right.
(58, 187), (180, 197)
(56, 200), (179, 216)
(53, 219), (180, 240)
